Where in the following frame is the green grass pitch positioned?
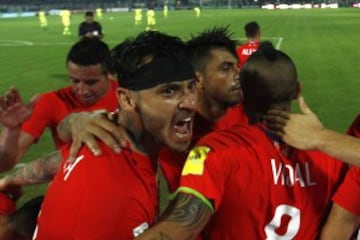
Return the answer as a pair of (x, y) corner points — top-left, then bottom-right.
(0, 8), (359, 206)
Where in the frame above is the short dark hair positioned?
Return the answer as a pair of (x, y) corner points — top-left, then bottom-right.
(186, 26), (238, 73)
(244, 21), (260, 39)
(240, 41), (297, 111)
(85, 11), (94, 17)
(66, 39), (110, 74)
(111, 31), (194, 90)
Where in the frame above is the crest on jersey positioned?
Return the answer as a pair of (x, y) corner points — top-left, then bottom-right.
(182, 146), (210, 176)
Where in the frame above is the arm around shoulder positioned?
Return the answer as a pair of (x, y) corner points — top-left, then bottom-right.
(135, 193), (212, 239)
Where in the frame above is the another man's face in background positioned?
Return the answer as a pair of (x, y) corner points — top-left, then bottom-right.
(67, 61), (110, 106)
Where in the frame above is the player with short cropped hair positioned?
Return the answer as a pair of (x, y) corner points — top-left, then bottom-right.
(236, 21), (261, 68)
(0, 39), (117, 173)
(78, 11), (103, 39)
(136, 42), (347, 240)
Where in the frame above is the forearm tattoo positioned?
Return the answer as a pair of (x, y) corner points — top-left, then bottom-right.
(57, 113), (75, 141)
(6, 151), (62, 185)
(144, 194), (211, 240)
(165, 194), (211, 230)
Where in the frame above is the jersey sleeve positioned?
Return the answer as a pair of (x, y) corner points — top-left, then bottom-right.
(178, 146), (232, 212)
(21, 94), (55, 141)
(332, 166), (360, 216)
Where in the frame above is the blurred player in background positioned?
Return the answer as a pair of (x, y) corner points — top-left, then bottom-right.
(194, 5), (201, 18)
(96, 7), (103, 19)
(60, 9), (71, 35)
(236, 21), (261, 68)
(163, 3), (168, 19)
(78, 11), (103, 39)
(134, 5), (143, 26)
(146, 6), (156, 31)
(38, 10), (48, 30)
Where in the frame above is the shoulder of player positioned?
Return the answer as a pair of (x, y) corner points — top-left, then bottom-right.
(64, 142), (128, 165)
(31, 89), (67, 107)
(194, 125), (265, 158)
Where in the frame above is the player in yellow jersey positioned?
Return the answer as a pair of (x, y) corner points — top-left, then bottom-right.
(60, 9), (71, 35)
(134, 6), (142, 26)
(38, 10), (48, 30)
(194, 6), (201, 18)
(146, 6), (156, 31)
(96, 8), (103, 19)
(163, 3), (168, 19)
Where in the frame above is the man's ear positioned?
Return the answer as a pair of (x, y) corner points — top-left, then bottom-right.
(116, 87), (136, 110)
(107, 73), (116, 81)
(294, 81), (302, 99)
(195, 71), (204, 89)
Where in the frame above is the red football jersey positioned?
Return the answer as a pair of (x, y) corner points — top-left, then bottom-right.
(22, 81), (118, 149)
(34, 142), (158, 239)
(179, 124), (347, 239)
(236, 41), (260, 68)
(332, 114), (360, 215)
(332, 166), (360, 216)
(159, 105), (247, 193)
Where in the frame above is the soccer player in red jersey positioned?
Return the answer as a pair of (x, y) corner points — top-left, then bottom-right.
(136, 42), (347, 239)
(1, 31), (197, 239)
(0, 39), (117, 172)
(320, 115), (360, 239)
(236, 21), (261, 69)
(159, 27), (246, 192)
(58, 27), (247, 193)
(262, 99), (360, 239)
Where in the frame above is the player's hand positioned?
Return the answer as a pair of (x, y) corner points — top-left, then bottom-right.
(0, 87), (39, 129)
(67, 111), (128, 163)
(262, 96), (324, 150)
(0, 176), (23, 202)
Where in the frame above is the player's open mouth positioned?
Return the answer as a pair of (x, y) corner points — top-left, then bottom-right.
(174, 116), (193, 141)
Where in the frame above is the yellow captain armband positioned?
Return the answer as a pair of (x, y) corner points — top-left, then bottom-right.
(182, 146), (210, 176)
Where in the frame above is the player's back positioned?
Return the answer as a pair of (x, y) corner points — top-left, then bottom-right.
(181, 124), (347, 239)
(236, 41), (259, 68)
(34, 142), (158, 239)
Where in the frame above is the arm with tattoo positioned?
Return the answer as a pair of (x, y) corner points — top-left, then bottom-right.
(136, 193), (212, 240)
(0, 151), (62, 188)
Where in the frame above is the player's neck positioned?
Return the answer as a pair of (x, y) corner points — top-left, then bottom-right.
(118, 111), (161, 159)
(196, 92), (227, 122)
